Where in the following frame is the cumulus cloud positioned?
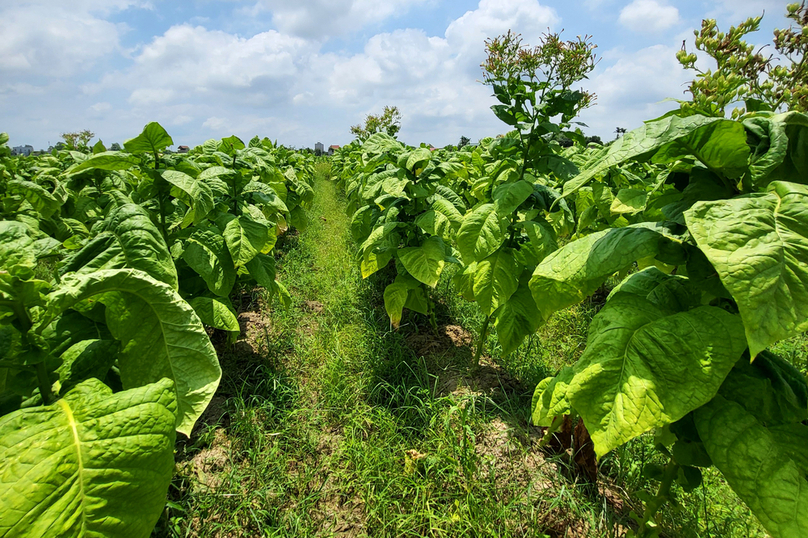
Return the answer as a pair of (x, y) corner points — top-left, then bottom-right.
(323, 0), (561, 142)
(708, 0), (783, 21)
(446, 0), (559, 72)
(105, 25), (315, 109)
(619, 0), (680, 33)
(0, 0), (150, 79)
(0, 10), (122, 77)
(578, 44), (690, 137)
(4, 0), (725, 150)
(254, 0), (427, 39)
(80, 0), (563, 147)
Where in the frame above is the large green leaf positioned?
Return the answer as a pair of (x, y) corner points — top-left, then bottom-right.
(405, 148), (432, 175)
(472, 248), (519, 316)
(0, 221), (36, 269)
(563, 115), (744, 197)
(398, 236), (446, 288)
(568, 293), (746, 457)
(609, 267), (701, 312)
(492, 180), (533, 215)
(493, 276), (544, 355)
(183, 227), (237, 297)
(531, 366), (574, 427)
(243, 181), (289, 214)
(223, 215), (269, 267)
(162, 170), (215, 226)
(522, 219), (557, 263)
(46, 269), (221, 435)
(189, 296), (239, 332)
(456, 203), (508, 263)
(67, 151), (140, 174)
(60, 204), (178, 290)
(40, 311), (112, 358)
(218, 135), (245, 156)
(56, 339), (119, 395)
(745, 112), (808, 188)
(610, 188), (647, 215)
(245, 252), (276, 290)
(0, 378), (176, 538)
(431, 197), (463, 230)
(7, 180), (61, 219)
(357, 222), (398, 278)
(415, 210), (453, 240)
(529, 225), (666, 320)
(685, 181), (808, 357)
(695, 395), (808, 538)
(360, 248), (394, 279)
(123, 122), (174, 155)
(383, 274), (422, 328)
(717, 350), (808, 426)
(651, 119), (750, 177)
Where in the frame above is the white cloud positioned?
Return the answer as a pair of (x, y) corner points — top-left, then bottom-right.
(446, 0), (559, 70)
(171, 115), (194, 126)
(89, 102), (113, 113)
(0, 0), (150, 78)
(578, 44), (690, 137)
(0, 10), (122, 77)
(104, 24), (315, 109)
(255, 0), (427, 39)
(128, 88), (176, 106)
(708, 0), (783, 22)
(619, 0), (680, 33)
(3, 0), (728, 150)
(82, 0), (563, 148)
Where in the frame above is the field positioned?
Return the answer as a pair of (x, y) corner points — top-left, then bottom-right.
(154, 173), (776, 538)
(2, 8), (808, 538)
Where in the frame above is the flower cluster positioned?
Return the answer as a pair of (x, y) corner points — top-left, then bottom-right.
(677, 2), (808, 117)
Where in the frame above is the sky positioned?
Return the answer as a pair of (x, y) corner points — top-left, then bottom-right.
(0, 0), (792, 150)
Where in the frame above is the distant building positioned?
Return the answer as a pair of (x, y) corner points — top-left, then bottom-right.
(327, 145), (340, 156)
(177, 145), (190, 154)
(12, 145), (34, 156)
(314, 142), (324, 155)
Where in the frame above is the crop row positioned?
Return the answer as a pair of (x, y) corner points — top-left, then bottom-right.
(333, 65), (808, 538)
(0, 123), (315, 537)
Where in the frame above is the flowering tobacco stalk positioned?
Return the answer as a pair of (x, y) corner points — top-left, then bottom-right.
(676, 2), (808, 117)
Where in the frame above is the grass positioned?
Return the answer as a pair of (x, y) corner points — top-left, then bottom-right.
(154, 176), (770, 538)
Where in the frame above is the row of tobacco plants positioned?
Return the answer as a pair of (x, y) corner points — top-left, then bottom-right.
(0, 123), (315, 537)
(334, 6), (808, 538)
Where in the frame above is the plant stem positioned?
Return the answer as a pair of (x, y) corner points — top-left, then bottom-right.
(36, 362), (54, 405)
(425, 292), (438, 333)
(154, 151), (168, 240)
(473, 314), (491, 365)
(158, 193), (168, 240)
(13, 300), (55, 405)
(538, 414), (565, 448)
(638, 461), (679, 536)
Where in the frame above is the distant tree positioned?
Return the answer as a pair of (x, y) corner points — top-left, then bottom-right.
(60, 129), (95, 150)
(110, 142), (121, 151)
(585, 135), (603, 145)
(614, 127), (627, 139)
(350, 105), (402, 141)
(458, 135), (471, 148)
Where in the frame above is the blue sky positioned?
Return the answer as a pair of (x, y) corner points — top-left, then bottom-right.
(0, 0), (791, 150)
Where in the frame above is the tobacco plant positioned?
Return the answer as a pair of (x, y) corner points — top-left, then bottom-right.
(454, 31), (596, 361)
(342, 135), (464, 329)
(533, 108), (808, 538)
(0, 124), (315, 537)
